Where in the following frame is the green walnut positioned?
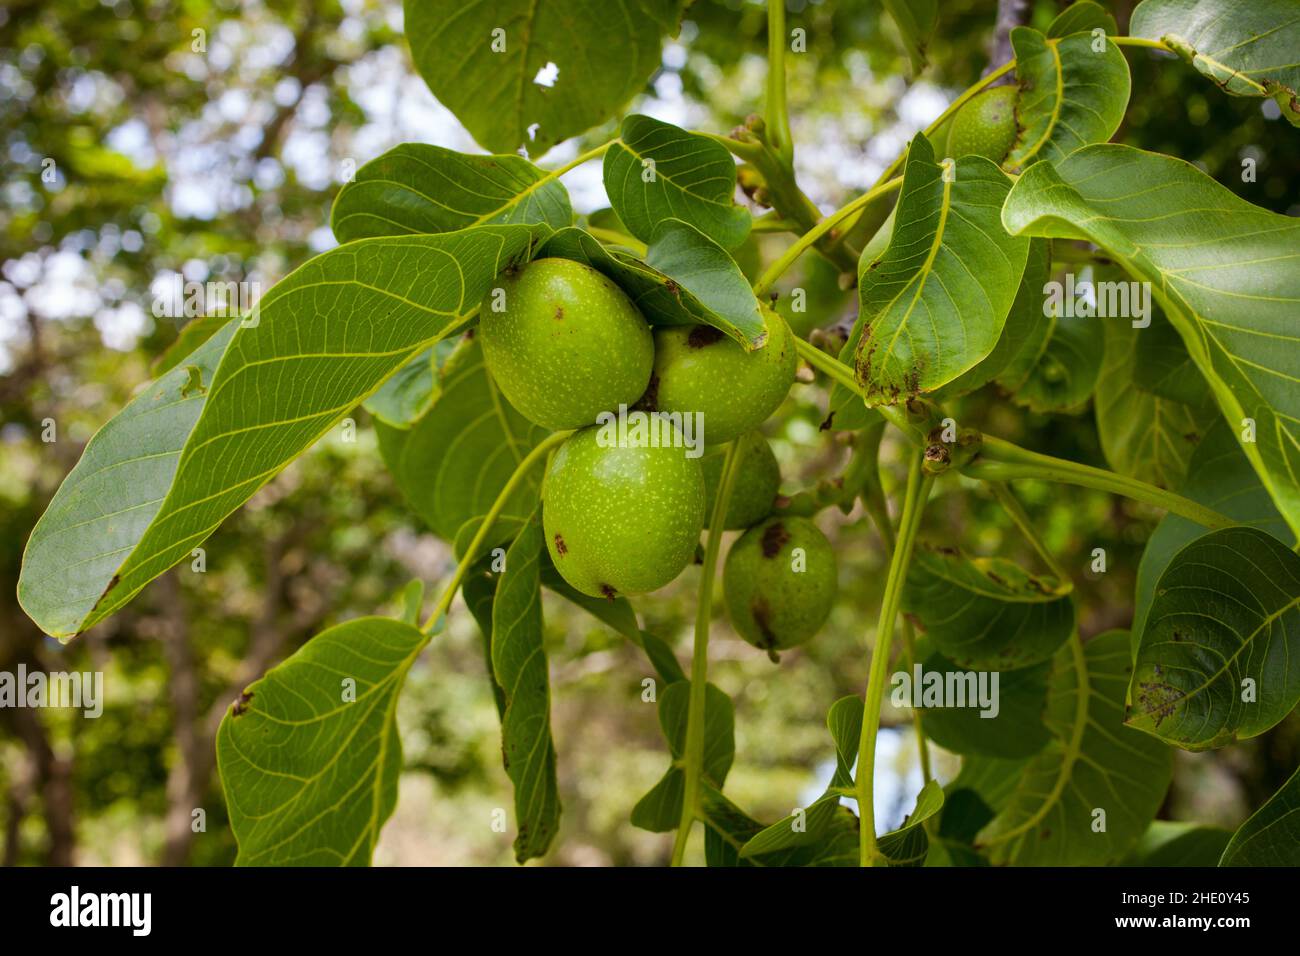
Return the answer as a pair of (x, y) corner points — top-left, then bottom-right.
(643, 306), (796, 446)
(478, 257), (654, 430)
(543, 426), (705, 598)
(701, 433), (781, 530)
(946, 85), (1019, 164)
(723, 516), (837, 659)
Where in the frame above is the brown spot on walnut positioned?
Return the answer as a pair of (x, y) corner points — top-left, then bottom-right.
(553, 533), (568, 556)
(632, 373), (659, 412)
(600, 584), (618, 600)
(554, 305), (564, 320)
(687, 325), (724, 349)
(760, 521), (791, 558)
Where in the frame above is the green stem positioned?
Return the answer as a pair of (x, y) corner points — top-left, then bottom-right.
(1110, 35), (1172, 52)
(863, 490), (931, 783)
(418, 431), (570, 636)
(753, 176), (902, 296)
(587, 226), (646, 256)
(671, 437), (745, 866)
(988, 481), (1071, 586)
(766, 0), (794, 165)
(971, 437), (1235, 530)
(856, 454), (932, 866)
(792, 342), (1236, 529)
(547, 140), (615, 180)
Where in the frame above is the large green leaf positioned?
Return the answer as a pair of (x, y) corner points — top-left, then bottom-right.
(1047, 1), (1117, 37)
(1133, 421), (1291, 638)
(912, 646), (1052, 759)
(1096, 318), (1209, 489)
(217, 617), (426, 865)
(933, 239), (1051, 401)
(375, 337), (547, 543)
(1221, 763), (1300, 866)
(603, 115), (749, 249)
(1120, 821), (1232, 866)
(491, 509), (561, 862)
(978, 631), (1173, 865)
(644, 219), (766, 347)
(17, 319), (237, 638)
(1005, 28), (1131, 169)
(1128, 526), (1300, 750)
(331, 144), (572, 243)
(19, 225), (545, 639)
(852, 134), (1028, 404)
(878, 779), (945, 867)
(404, 0), (684, 156)
(1133, 308), (1213, 408)
(631, 680), (735, 833)
(1002, 145), (1300, 538)
(902, 545), (1075, 670)
(538, 225), (766, 348)
(1131, 0), (1300, 125)
(1004, 307), (1104, 414)
(881, 0), (937, 73)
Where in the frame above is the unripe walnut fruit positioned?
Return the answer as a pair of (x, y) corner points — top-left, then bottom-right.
(701, 433), (781, 530)
(479, 257), (654, 430)
(543, 426), (705, 598)
(946, 85), (1019, 164)
(642, 306), (796, 446)
(723, 516), (837, 658)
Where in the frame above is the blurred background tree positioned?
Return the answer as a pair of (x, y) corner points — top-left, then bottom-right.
(1, 0), (1296, 866)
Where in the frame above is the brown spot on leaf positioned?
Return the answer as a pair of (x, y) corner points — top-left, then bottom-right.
(90, 574), (121, 612)
(231, 691), (254, 717)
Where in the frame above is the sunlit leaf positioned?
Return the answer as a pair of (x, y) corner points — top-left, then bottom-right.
(1006, 28), (1130, 169)
(603, 115), (749, 249)
(331, 143), (572, 243)
(1131, 0), (1300, 125)
(852, 134), (1029, 404)
(217, 617), (426, 865)
(404, 0), (686, 155)
(1002, 144), (1300, 538)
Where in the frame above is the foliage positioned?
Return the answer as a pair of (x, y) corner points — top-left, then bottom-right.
(4, 0), (1300, 869)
